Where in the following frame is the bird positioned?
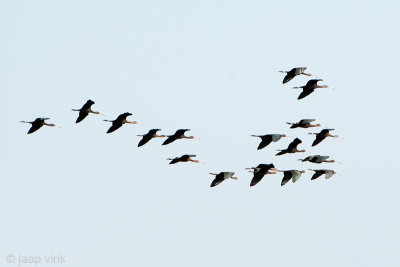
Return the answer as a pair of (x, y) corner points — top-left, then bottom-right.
(299, 155), (335, 164)
(72, 99), (102, 123)
(137, 129), (166, 147)
(276, 138), (305, 156)
(293, 79), (329, 100)
(286, 119), (321, 129)
(279, 67), (312, 84)
(167, 154), (199, 164)
(20, 118), (58, 134)
(245, 164), (277, 187)
(309, 129), (339, 146)
(209, 172), (239, 187)
(251, 134), (287, 150)
(162, 129), (195, 145)
(309, 169), (336, 180)
(277, 170), (305, 186)
(104, 112), (137, 133)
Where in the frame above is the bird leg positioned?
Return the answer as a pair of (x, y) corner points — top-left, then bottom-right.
(209, 173), (218, 176)
(231, 177), (239, 180)
(71, 109), (81, 112)
(20, 121), (32, 124)
(154, 134), (167, 138)
(103, 120), (114, 122)
(278, 71), (288, 73)
(292, 87), (303, 89)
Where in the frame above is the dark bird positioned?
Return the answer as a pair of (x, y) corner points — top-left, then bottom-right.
(209, 172), (239, 187)
(276, 138), (305, 156)
(293, 79), (329, 100)
(20, 118), (58, 134)
(162, 129), (195, 145)
(299, 155), (336, 164)
(309, 169), (336, 180)
(72, 99), (102, 123)
(277, 170), (305, 186)
(167, 154), (199, 164)
(104, 112), (137, 133)
(279, 67), (312, 84)
(251, 134), (287, 150)
(245, 164), (277, 187)
(286, 119), (321, 129)
(309, 129), (339, 146)
(137, 129), (166, 147)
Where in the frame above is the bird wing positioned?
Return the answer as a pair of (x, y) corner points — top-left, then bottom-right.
(81, 100), (94, 110)
(162, 135), (178, 145)
(298, 89), (314, 100)
(276, 150), (287, 156)
(281, 171), (292, 186)
(311, 171), (324, 180)
(306, 79), (321, 87)
(76, 111), (89, 123)
(325, 170), (335, 179)
(282, 73), (295, 84)
(210, 175), (225, 187)
(312, 134), (326, 147)
(287, 138), (301, 151)
(258, 136), (273, 150)
(107, 122), (122, 133)
(116, 113), (131, 122)
(250, 173), (265, 187)
(271, 134), (283, 142)
(300, 119), (315, 124)
(138, 134), (153, 147)
(169, 157), (181, 164)
(294, 67), (306, 75)
(291, 171), (302, 183)
(28, 123), (42, 134)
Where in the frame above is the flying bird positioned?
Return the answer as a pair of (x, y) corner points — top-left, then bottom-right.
(299, 155), (336, 164)
(279, 67), (312, 84)
(277, 170), (305, 186)
(245, 164), (277, 187)
(293, 79), (329, 100)
(167, 154), (199, 164)
(251, 134), (287, 150)
(286, 119), (320, 129)
(20, 118), (58, 134)
(137, 129), (166, 147)
(72, 99), (102, 123)
(309, 169), (336, 180)
(276, 138), (305, 156)
(209, 172), (239, 187)
(162, 129), (195, 145)
(104, 112), (137, 133)
(309, 129), (339, 146)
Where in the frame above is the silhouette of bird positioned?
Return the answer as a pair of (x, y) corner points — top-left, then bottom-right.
(309, 129), (339, 146)
(167, 154), (199, 164)
(245, 164), (277, 187)
(209, 172), (239, 187)
(293, 79), (329, 100)
(276, 138), (305, 156)
(277, 170), (305, 186)
(20, 118), (57, 134)
(162, 129), (195, 145)
(72, 99), (102, 123)
(299, 155), (335, 164)
(251, 134), (287, 150)
(286, 119), (320, 129)
(104, 112), (137, 133)
(137, 129), (166, 147)
(279, 67), (312, 84)
(309, 169), (336, 180)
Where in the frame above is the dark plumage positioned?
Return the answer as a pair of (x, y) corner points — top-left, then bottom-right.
(162, 129), (194, 145)
(293, 79), (329, 100)
(310, 129), (338, 146)
(137, 129), (166, 147)
(299, 155), (335, 164)
(309, 169), (336, 180)
(287, 119), (320, 129)
(104, 112), (137, 134)
(72, 99), (101, 123)
(168, 154), (199, 164)
(246, 164), (276, 187)
(276, 138), (305, 156)
(279, 170), (305, 186)
(209, 172), (238, 187)
(279, 67), (312, 84)
(20, 118), (57, 134)
(251, 134), (286, 150)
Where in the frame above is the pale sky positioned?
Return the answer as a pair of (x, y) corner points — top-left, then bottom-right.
(1, 1), (400, 266)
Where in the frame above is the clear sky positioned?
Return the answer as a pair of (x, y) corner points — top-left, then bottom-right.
(1, 0), (399, 266)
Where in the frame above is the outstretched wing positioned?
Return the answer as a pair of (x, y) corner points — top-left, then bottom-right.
(305, 79), (321, 88)
(211, 174), (225, 187)
(81, 100), (94, 110)
(287, 138), (302, 151)
(76, 111), (89, 123)
(283, 73), (295, 84)
(250, 173), (266, 187)
(162, 135), (178, 145)
(258, 135), (273, 150)
(298, 89), (314, 100)
(107, 122), (122, 133)
(28, 123), (42, 134)
(138, 134), (153, 147)
(311, 170), (324, 180)
(281, 171), (292, 186)
(291, 171), (302, 183)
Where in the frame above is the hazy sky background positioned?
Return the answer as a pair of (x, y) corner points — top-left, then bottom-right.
(1, 0), (399, 266)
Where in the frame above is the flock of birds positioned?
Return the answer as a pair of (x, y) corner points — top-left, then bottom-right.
(20, 67), (340, 188)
